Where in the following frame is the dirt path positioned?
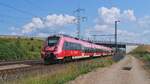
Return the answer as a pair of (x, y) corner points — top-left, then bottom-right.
(68, 55), (150, 84)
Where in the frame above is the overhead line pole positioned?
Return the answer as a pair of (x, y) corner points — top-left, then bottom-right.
(74, 8), (86, 38)
(77, 10), (81, 38)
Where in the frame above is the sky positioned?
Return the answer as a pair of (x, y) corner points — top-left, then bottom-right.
(0, 0), (150, 44)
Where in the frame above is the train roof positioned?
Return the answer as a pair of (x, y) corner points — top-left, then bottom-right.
(48, 34), (91, 42)
(48, 34), (112, 50)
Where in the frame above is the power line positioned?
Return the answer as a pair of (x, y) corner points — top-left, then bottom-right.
(91, 34), (114, 41)
(23, 0), (47, 12)
(0, 2), (36, 17)
(100, 0), (115, 7)
(0, 13), (32, 25)
(91, 34), (115, 36)
(0, 13), (31, 20)
(0, 19), (18, 25)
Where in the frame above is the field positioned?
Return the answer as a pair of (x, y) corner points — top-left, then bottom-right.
(0, 37), (43, 61)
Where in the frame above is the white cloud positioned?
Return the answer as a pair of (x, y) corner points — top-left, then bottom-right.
(138, 16), (150, 29)
(117, 29), (139, 42)
(45, 14), (76, 27)
(10, 26), (16, 31)
(118, 29), (136, 36)
(97, 7), (136, 24)
(86, 7), (139, 42)
(98, 7), (121, 24)
(22, 14), (76, 34)
(10, 6), (150, 43)
(95, 7), (137, 34)
(87, 24), (138, 42)
(122, 10), (136, 21)
(142, 30), (150, 35)
(93, 24), (114, 34)
(11, 32), (17, 35)
(22, 17), (44, 33)
(37, 33), (49, 37)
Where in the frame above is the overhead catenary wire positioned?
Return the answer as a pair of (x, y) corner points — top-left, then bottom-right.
(23, 0), (47, 12)
(0, 2), (36, 17)
(0, 2), (38, 27)
(0, 18), (18, 24)
(0, 12), (33, 25)
(99, 0), (115, 7)
(0, 13), (31, 20)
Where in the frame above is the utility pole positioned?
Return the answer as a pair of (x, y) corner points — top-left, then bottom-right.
(74, 8), (86, 38)
(114, 20), (120, 56)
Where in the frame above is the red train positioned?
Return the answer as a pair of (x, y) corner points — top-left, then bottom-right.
(41, 34), (113, 64)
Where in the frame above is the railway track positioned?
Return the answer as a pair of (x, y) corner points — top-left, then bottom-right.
(0, 60), (43, 82)
(0, 60), (42, 66)
(0, 56), (112, 83)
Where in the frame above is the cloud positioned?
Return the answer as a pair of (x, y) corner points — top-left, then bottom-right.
(96, 7), (136, 24)
(117, 29), (139, 42)
(22, 14), (76, 34)
(95, 7), (136, 34)
(142, 30), (150, 35)
(86, 7), (139, 42)
(97, 7), (121, 24)
(88, 24), (114, 34)
(10, 6), (150, 43)
(138, 16), (150, 29)
(37, 33), (49, 37)
(45, 14), (76, 27)
(122, 10), (136, 21)
(10, 26), (16, 31)
(22, 17), (44, 33)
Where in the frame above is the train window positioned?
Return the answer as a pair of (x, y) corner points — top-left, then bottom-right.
(96, 49), (103, 52)
(63, 42), (81, 50)
(82, 47), (107, 53)
(83, 47), (91, 53)
(48, 37), (59, 46)
(63, 42), (70, 50)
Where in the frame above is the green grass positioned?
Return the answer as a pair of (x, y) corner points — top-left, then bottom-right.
(130, 45), (150, 62)
(0, 37), (43, 60)
(11, 57), (114, 84)
(130, 46), (150, 73)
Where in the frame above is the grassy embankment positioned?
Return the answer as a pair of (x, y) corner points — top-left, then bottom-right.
(0, 37), (43, 61)
(130, 45), (150, 62)
(130, 45), (150, 74)
(11, 57), (114, 84)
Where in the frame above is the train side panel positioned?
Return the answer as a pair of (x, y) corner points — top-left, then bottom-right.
(56, 36), (112, 59)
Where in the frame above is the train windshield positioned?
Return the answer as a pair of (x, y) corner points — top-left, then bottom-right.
(48, 37), (59, 46)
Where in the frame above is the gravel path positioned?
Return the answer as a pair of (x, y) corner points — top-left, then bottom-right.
(68, 55), (150, 84)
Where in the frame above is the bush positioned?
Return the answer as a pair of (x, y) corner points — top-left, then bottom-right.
(0, 37), (43, 60)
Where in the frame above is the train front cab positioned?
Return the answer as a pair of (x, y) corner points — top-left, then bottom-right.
(41, 36), (60, 64)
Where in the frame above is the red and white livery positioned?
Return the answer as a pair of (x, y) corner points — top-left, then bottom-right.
(41, 34), (113, 64)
